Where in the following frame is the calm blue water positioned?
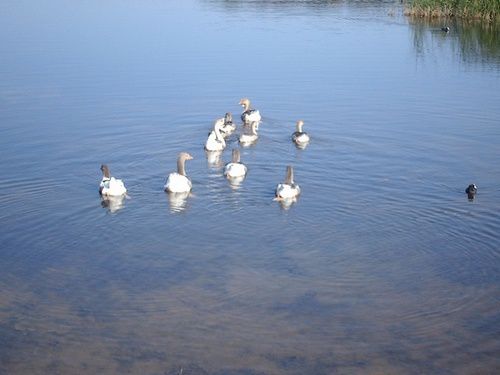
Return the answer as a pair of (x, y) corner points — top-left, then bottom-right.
(1, 1), (499, 374)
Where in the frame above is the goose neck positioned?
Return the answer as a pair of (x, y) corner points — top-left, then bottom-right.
(232, 149), (241, 163)
(101, 165), (110, 178)
(177, 157), (187, 176)
(214, 125), (223, 141)
(285, 166), (294, 184)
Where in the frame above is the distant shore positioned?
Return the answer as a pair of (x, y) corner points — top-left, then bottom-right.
(404, 0), (499, 21)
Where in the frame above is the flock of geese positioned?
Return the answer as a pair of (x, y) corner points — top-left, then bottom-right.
(99, 98), (311, 211)
(99, 97), (479, 211)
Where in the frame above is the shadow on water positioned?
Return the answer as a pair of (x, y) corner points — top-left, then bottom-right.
(409, 16), (500, 65)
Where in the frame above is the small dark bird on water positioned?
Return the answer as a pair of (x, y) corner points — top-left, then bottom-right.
(465, 184), (477, 200)
(441, 26), (450, 32)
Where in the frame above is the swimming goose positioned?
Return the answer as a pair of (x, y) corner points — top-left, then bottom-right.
(292, 120), (310, 145)
(164, 152), (194, 193)
(219, 112), (236, 138)
(99, 164), (127, 196)
(441, 26), (450, 32)
(239, 98), (261, 124)
(275, 166), (301, 200)
(465, 184), (477, 200)
(224, 149), (247, 179)
(239, 121), (259, 145)
(205, 118), (226, 151)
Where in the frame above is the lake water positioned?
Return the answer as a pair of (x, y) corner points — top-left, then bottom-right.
(1, 0), (499, 374)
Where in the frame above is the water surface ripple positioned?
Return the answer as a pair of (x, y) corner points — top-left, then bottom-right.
(0, 0), (499, 374)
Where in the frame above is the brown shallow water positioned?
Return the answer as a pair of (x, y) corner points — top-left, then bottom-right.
(0, 0), (499, 374)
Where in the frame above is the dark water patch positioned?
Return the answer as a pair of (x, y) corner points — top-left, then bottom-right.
(272, 291), (335, 317)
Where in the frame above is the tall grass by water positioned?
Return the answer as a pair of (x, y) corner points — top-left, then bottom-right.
(405, 0), (500, 21)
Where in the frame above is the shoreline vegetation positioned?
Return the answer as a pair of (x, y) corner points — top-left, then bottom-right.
(404, 0), (500, 21)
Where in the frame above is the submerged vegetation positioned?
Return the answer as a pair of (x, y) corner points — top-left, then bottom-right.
(405, 0), (500, 21)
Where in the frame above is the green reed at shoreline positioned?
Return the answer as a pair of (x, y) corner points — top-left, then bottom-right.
(405, 0), (499, 21)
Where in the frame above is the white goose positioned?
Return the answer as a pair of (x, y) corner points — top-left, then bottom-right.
(275, 166), (301, 200)
(239, 121), (259, 145)
(164, 152), (194, 193)
(205, 118), (226, 151)
(99, 164), (127, 196)
(239, 98), (261, 124)
(292, 120), (310, 146)
(224, 149), (247, 179)
(219, 112), (236, 138)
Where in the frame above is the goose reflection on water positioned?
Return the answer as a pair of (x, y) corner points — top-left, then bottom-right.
(277, 197), (297, 210)
(101, 194), (127, 213)
(166, 191), (190, 213)
(294, 141), (309, 150)
(227, 175), (245, 190)
(205, 150), (224, 169)
(239, 121), (259, 147)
